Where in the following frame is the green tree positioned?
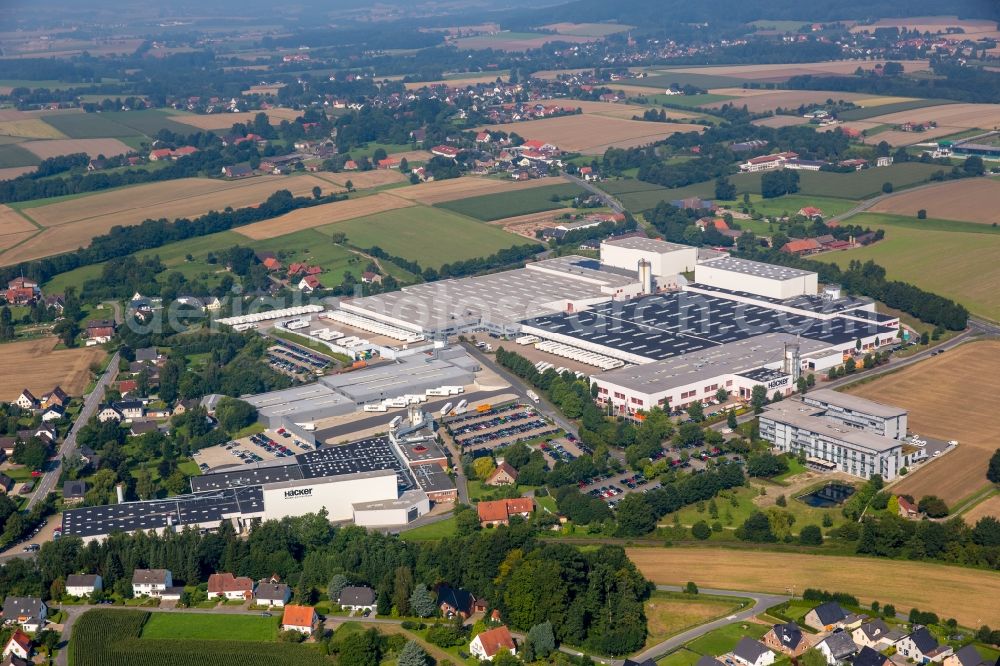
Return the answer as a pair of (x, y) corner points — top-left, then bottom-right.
(691, 521), (711, 540)
(397, 640), (428, 666)
(615, 494), (656, 537)
(799, 525), (824, 545)
(685, 581), (699, 594)
(726, 409), (738, 430)
(215, 397), (257, 433)
(525, 621), (556, 660)
(750, 385), (768, 413)
(736, 511), (776, 542)
(135, 468), (155, 501)
(328, 573), (350, 602)
(881, 182), (893, 194)
(686, 402), (705, 422)
(339, 628), (382, 666)
(988, 448), (1000, 484)
(473, 457), (496, 481)
(800, 648), (827, 666)
(409, 584), (437, 618)
(392, 565), (414, 616)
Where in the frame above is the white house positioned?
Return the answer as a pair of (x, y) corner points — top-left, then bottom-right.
(2, 630), (31, 661)
(40, 405), (65, 422)
(1, 597), (47, 633)
(470, 625), (517, 661)
(132, 569), (172, 597)
(816, 631), (859, 665)
(336, 586), (377, 613)
(732, 637), (776, 666)
(281, 605), (318, 635)
(897, 627), (953, 664)
(97, 406), (124, 423)
(207, 573), (254, 601)
(254, 579), (291, 607)
(12, 390), (38, 411)
(66, 574), (103, 597)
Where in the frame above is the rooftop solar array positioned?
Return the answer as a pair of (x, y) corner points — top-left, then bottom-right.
(687, 283), (869, 315)
(738, 367), (788, 383)
(191, 436), (411, 492)
(524, 292), (896, 363)
(62, 486), (263, 538)
(410, 463), (456, 493)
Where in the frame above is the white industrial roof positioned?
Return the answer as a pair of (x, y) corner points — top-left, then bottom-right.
(804, 389), (908, 419)
(761, 400), (904, 453)
(699, 256), (815, 280)
(602, 237), (693, 253)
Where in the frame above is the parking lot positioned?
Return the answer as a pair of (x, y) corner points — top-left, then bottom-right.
(445, 403), (560, 455)
(193, 427), (316, 472)
(536, 435), (589, 466)
(266, 342), (331, 378)
(577, 471), (656, 508)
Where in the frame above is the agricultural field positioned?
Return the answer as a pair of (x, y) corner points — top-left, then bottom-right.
(437, 182), (583, 221)
(701, 89), (889, 113)
(838, 99), (956, 122)
(751, 115), (811, 128)
(846, 340), (1000, 506)
(1, 174), (336, 265)
(388, 175), (556, 206)
(315, 205), (528, 268)
(643, 591), (746, 650)
(69, 609), (331, 666)
(482, 114), (702, 154)
(404, 73), (510, 90)
(847, 103), (1000, 143)
(742, 163), (942, 199)
(40, 112), (143, 139)
(0, 143), (41, 168)
(741, 194), (857, 219)
(487, 208), (577, 239)
(234, 192), (414, 241)
(0, 204), (36, 236)
(660, 59), (931, 81)
(962, 494), (1000, 523)
(540, 22), (632, 37)
(170, 108), (303, 131)
(0, 118), (67, 139)
(627, 547), (1000, 627)
(616, 182), (715, 212)
(0, 166), (37, 180)
(454, 31), (596, 51)
(313, 169), (407, 190)
(0, 337), (106, 400)
(823, 214), (1000, 320)
(20, 138), (133, 160)
(251, 229), (378, 279)
(849, 16), (1000, 36)
(141, 612), (280, 641)
(559, 99), (699, 121)
(868, 178), (1000, 224)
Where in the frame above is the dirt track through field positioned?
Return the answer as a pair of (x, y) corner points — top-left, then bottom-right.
(846, 340), (1000, 505)
(0, 337), (106, 400)
(962, 494), (1000, 524)
(0, 205), (36, 235)
(628, 547), (1000, 627)
(868, 178), (1000, 224)
(233, 193), (415, 240)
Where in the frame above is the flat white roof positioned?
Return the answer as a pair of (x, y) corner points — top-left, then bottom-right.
(602, 237), (693, 253)
(804, 389), (908, 419)
(761, 400), (903, 453)
(699, 256), (815, 281)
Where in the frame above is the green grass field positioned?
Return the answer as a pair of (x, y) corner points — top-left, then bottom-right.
(100, 110), (196, 136)
(0, 143), (41, 168)
(647, 93), (737, 108)
(739, 194), (857, 218)
(820, 212), (1000, 320)
(319, 205), (529, 266)
(41, 113), (141, 139)
(686, 622), (770, 656)
(748, 19), (810, 32)
(839, 99), (956, 121)
(618, 182), (715, 212)
(631, 71), (747, 90)
(399, 516), (457, 541)
(599, 178), (676, 196)
(141, 612), (280, 641)
(437, 183), (584, 221)
(251, 228), (366, 279)
(730, 163), (942, 200)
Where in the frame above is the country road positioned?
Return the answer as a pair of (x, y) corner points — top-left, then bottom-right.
(564, 172), (626, 214)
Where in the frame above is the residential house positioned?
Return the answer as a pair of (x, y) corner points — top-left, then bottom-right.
(0, 438), (15, 459)
(1, 597), (46, 632)
(97, 406), (123, 423)
(695, 658), (726, 666)
(898, 496), (921, 520)
(129, 421), (158, 437)
(254, 577), (291, 607)
(281, 604), (318, 635)
(805, 602), (848, 631)
(12, 390), (38, 411)
(816, 631), (859, 665)
(87, 158), (107, 171)
(118, 379), (138, 396)
(221, 164), (254, 178)
(40, 405), (65, 422)
(160, 587), (184, 601)
(838, 159), (868, 171)
(63, 480), (87, 505)
(477, 497), (535, 527)
(113, 400), (145, 421)
(263, 256), (282, 272)
(298, 275), (323, 292)
(0, 475), (13, 495)
(944, 645), (989, 666)
(337, 586), (377, 613)
(763, 622), (810, 657)
(485, 461), (518, 486)
(207, 573), (254, 601)
(853, 619), (903, 650)
(361, 271), (382, 285)
(781, 238), (822, 255)
(853, 647), (892, 666)
(2, 652), (31, 666)
(86, 319), (116, 343)
(470, 625), (517, 661)
(377, 158), (399, 170)
(65, 574), (103, 597)
(4, 278), (38, 305)
(431, 145), (460, 159)
(172, 399), (199, 416)
(437, 584), (477, 619)
(44, 295), (65, 313)
(732, 637), (776, 666)
(897, 627), (953, 664)
(132, 569), (173, 597)
(134, 347), (162, 364)
(799, 207), (824, 218)
(2, 630), (31, 661)
(876, 156), (894, 167)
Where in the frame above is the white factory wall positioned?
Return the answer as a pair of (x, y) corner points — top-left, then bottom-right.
(519, 323), (654, 365)
(262, 473), (398, 522)
(340, 302), (428, 335)
(600, 244), (698, 277)
(694, 265), (817, 299)
(354, 496), (430, 527)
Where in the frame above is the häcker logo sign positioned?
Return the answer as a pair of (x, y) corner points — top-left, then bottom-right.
(284, 488), (313, 499)
(766, 377), (789, 389)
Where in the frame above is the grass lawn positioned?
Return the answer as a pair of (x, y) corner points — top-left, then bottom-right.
(630, 71), (747, 90)
(436, 183), (584, 221)
(772, 456), (807, 483)
(316, 205), (529, 268)
(141, 612), (280, 641)
(343, 142), (417, 160)
(731, 194), (858, 218)
(728, 163), (941, 200)
(250, 228), (365, 279)
(686, 621), (770, 656)
(644, 591), (747, 650)
(399, 516), (457, 541)
(819, 213), (1000, 321)
(270, 328), (350, 363)
(659, 648), (705, 666)
(618, 182), (715, 212)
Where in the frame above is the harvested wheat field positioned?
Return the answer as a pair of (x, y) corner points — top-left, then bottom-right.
(846, 340), (1000, 505)
(234, 193), (415, 240)
(170, 108), (302, 130)
(703, 89), (882, 113)
(752, 115), (812, 128)
(628, 547), (1000, 627)
(569, 99), (696, 120)
(482, 114), (701, 154)
(0, 119), (66, 139)
(0, 205), (35, 236)
(0, 337), (106, 400)
(868, 179), (1000, 224)
(387, 176), (555, 205)
(865, 103), (1000, 131)
(0, 108), (83, 122)
(20, 138), (132, 159)
(0, 231), (34, 253)
(389, 149), (435, 163)
(850, 16), (998, 35)
(1, 175), (335, 264)
(0, 166), (37, 180)
(963, 494), (1000, 524)
(488, 208), (577, 238)
(405, 74), (509, 89)
(314, 169), (407, 190)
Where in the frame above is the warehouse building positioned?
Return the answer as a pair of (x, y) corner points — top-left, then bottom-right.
(695, 256), (819, 300)
(600, 237), (699, 279)
(759, 396), (918, 480)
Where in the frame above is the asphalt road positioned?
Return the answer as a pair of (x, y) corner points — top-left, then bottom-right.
(26, 351), (120, 513)
(563, 172), (626, 214)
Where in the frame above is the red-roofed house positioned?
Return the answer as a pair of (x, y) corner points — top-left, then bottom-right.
(470, 626), (517, 661)
(781, 238), (822, 255)
(281, 605), (318, 635)
(3, 629), (31, 661)
(476, 132), (493, 143)
(263, 257), (282, 272)
(485, 461), (518, 486)
(5, 278), (40, 305)
(207, 573), (254, 601)
(362, 271), (382, 285)
(520, 139), (553, 152)
(431, 145), (460, 158)
(377, 157), (400, 169)
(118, 379), (138, 396)
(298, 275), (322, 292)
(696, 217), (730, 232)
(898, 496), (921, 520)
(343, 160), (359, 170)
(477, 498), (535, 527)
(798, 207), (824, 218)
(149, 148), (173, 161)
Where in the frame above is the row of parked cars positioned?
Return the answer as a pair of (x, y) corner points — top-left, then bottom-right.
(248, 432), (296, 458)
(539, 439), (576, 463)
(449, 409), (537, 438)
(459, 420), (554, 448)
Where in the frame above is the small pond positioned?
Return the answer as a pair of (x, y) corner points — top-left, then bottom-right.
(797, 483), (855, 508)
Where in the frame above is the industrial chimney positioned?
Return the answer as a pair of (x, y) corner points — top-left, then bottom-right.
(115, 483), (125, 504)
(783, 341), (801, 382)
(637, 259), (653, 295)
